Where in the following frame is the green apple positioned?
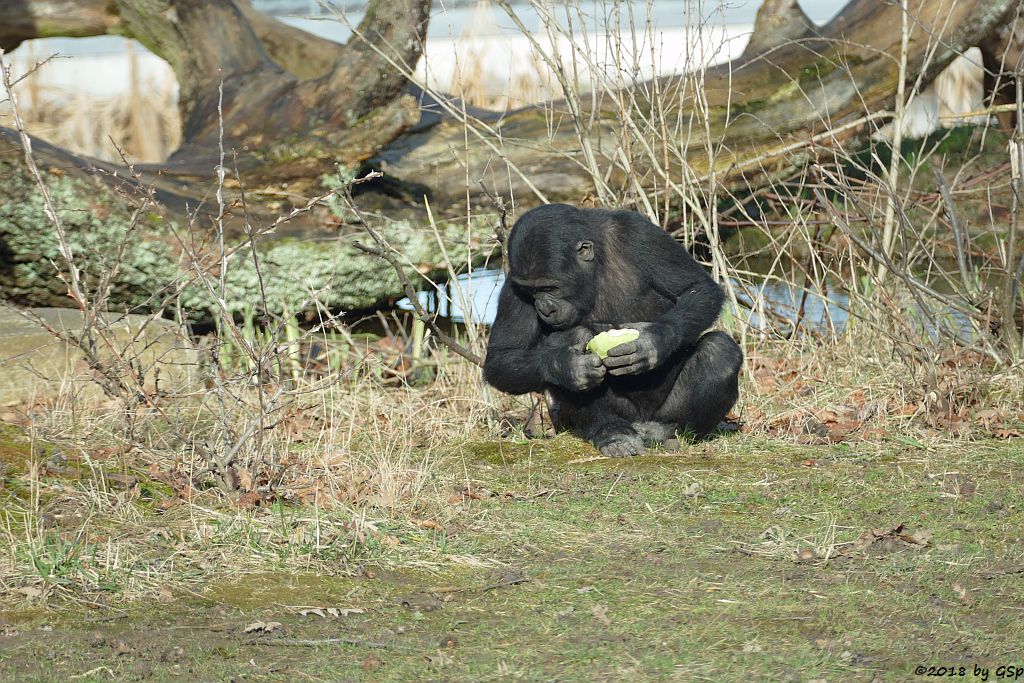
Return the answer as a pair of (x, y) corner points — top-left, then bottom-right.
(586, 328), (640, 359)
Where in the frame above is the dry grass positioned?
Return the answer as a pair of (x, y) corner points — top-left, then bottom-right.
(2, 43), (180, 163)
(2, 316), (1020, 604)
(0, 350), (495, 601)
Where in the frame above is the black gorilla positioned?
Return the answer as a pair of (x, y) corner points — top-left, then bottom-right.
(483, 204), (742, 457)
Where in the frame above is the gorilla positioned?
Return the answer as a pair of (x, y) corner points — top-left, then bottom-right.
(483, 204), (742, 457)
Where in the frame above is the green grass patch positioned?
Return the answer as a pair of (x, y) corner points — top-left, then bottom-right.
(2, 437), (1022, 680)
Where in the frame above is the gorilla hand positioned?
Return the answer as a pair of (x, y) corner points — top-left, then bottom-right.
(542, 345), (607, 391)
(602, 322), (676, 376)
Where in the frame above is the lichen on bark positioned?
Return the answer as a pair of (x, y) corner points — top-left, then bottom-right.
(0, 154), (491, 317)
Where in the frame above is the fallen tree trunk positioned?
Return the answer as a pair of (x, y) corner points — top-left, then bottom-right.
(0, 0), (1017, 315)
(379, 0), (1019, 202)
(0, 129), (487, 316)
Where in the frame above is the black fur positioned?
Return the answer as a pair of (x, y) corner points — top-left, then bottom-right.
(483, 204), (742, 457)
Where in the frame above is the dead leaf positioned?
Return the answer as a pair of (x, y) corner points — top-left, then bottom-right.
(330, 608), (364, 617)
(826, 419), (861, 442)
(415, 519), (444, 532)
(840, 523), (932, 557)
(236, 467), (254, 492)
(234, 491), (266, 509)
(978, 563), (1024, 579)
(425, 650), (454, 667)
(399, 594), (443, 612)
(796, 548), (817, 563)
(681, 482), (703, 498)
(243, 620), (282, 634)
(591, 604), (611, 626)
(859, 427), (886, 440)
(903, 528), (933, 547)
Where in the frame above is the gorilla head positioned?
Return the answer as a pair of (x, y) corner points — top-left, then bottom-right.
(506, 204), (598, 330)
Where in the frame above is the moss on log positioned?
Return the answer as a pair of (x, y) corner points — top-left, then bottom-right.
(0, 144), (489, 317)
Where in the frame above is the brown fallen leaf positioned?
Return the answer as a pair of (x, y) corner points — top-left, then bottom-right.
(859, 427), (886, 441)
(300, 607), (365, 618)
(978, 563), (1024, 579)
(826, 419), (862, 442)
(236, 467), (254, 492)
(591, 604), (611, 626)
(902, 528), (933, 547)
(796, 548), (817, 563)
(243, 620), (282, 634)
(840, 523), (932, 557)
(681, 482), (703, 498)
(234, 491), (267, 510)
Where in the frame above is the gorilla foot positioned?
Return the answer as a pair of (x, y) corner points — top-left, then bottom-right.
(595, 431), (646, 457)
(633, 421), (677, 444)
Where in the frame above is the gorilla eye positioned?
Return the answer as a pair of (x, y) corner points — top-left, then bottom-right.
(576, 240), (595, 262)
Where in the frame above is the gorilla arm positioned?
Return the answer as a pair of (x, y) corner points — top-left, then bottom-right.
(603, 221), (725, 377)
(483, 285), (606, 394)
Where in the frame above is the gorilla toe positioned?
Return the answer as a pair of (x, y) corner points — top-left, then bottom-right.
(596, 431), (646, 457)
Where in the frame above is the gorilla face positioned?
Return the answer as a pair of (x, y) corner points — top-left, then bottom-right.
(515, 279), (578, 329)
(511, 239), (597, 330)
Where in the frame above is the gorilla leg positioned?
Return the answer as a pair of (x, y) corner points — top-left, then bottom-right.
(552, 390), (646, 457)
(588, 420), (646, 457)
(632, 421), (678, 443)
(654, 331), (742, 437)
(551, 332), (740, 455)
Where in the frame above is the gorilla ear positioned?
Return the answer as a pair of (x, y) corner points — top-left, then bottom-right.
(576, 240), (595, 262)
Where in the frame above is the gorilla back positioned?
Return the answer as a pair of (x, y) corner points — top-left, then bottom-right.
(483, 204), (742, 457)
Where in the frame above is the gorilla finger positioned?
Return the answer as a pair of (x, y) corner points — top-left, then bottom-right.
(602, 353), (638, 368)
(607, 363), (640, 376)
(604, 342), (637, 357)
